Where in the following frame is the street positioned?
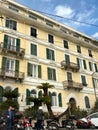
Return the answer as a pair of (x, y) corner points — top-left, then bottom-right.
(59, 129), (97, 130)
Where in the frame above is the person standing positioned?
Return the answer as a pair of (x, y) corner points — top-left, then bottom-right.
(36, 106), (44, 130)
(3, 105), (14, 130)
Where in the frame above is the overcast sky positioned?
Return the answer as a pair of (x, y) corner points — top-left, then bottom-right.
(15, 0), (98, 40)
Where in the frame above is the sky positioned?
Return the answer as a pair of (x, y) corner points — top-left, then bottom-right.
(15, 0), (98, 40)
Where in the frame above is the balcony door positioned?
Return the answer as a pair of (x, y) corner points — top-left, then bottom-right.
(7, 36), (16, 51)
(6, 59), (15, 76)
(67, 72), (72, 81)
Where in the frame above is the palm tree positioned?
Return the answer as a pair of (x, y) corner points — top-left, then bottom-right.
(37, 82), (55, 117)
(0, 88), (20, 111)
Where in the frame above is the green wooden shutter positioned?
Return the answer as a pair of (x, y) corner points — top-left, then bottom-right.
(53, 69), (56, 81)
(48, 67), (51, 80)
(89, 62), (92, 71)
(26, 89), (30, 105)
(16, 38), (20, 52)
(0, 86), (3, 103)
(94, 63), (98, 72)
(83, 60), (87, 69)
(81, 75), (87, 86)
(27, 63), (32, 76)
(5, 18), (9, 28)
(38, 65), (41, 78)
(52, 50), (55, 60)
(58, 93), (62, 107)
(15, 60), (19, 72)
(31, 44), (37, 56)
(2, 57), (6, 72)
(38, 90), (42, 106)
(46, 48), (50, 59)
(13, 88), (18, 101)
(65, 54), (70, 63)
(77, 58), (80, 67)
(4, 35), (8, 48)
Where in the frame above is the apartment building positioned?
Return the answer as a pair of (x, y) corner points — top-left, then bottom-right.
(0, 0), (98, 112)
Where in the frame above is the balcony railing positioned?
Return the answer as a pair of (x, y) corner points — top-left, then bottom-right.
(0, 43), (25, 59)
(63, 80), (83, 91)
(61, 60), (80, 72)
(0, 69), (24, 82)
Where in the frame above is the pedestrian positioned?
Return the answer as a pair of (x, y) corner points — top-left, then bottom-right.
(35, 106), (44, 130)
(3, 105), (14, 130)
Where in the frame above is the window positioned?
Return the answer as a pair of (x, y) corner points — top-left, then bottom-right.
(47, 67), (56, 81)
(81, 75), (87, 86)
(29, 14), (37, 20)
(31, 27), (37, 37)
(67, 72), (72, 81)
(88, 49), (93, 57)
(6, 18), (17, 30)
(52, 92), (57, 106)
(48, 34), (54, 43)
(46, 48), (55, 61)
(77, 45), (81, 53)
(31, 44), (37, 56)
(31, 89), (36, 98)
(77, 58), (87, 70)
(46, 20), (53, 27)
(4, 35), (20, 52)
(27, 63), (41, 78)
(85, 96), (90, 109)
(65, 54), (70, 63)
(2, 57), (19, 77)
(89, 62), (98, 72)
(63, 40), (68, 49)
(9, 5), (19, 12)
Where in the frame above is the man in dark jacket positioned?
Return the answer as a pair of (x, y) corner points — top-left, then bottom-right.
(3, 105), (14, 130)
(36, 106), (44, 130)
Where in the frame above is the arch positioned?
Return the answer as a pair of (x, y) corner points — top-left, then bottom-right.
(84, 96), (90, 109)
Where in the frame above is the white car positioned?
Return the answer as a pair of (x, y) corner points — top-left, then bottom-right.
(86, 112), (98, 127)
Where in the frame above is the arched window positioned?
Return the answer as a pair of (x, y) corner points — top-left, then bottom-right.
(51, 92), (57, 106)
(31, 89), (36, 97)
(85, 96), (90, 109)
(38, 90), (42, 97)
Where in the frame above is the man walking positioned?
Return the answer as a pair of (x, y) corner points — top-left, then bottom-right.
(3, 105), (14, 130)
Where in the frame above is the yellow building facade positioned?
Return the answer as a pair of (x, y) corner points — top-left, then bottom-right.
(0, 0), (98, 112)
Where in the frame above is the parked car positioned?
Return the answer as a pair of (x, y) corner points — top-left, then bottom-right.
(86, 112), (98, 127)
(76, 117), (95, 129)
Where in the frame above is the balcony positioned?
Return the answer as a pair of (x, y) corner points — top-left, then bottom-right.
(63, 80), (83, 91)
(61, 60), (80, 72)
(0, 43), (25, 59)
(0, 69), (24, 82)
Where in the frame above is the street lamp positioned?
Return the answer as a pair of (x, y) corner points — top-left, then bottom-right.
(92, 72), (98, 108)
